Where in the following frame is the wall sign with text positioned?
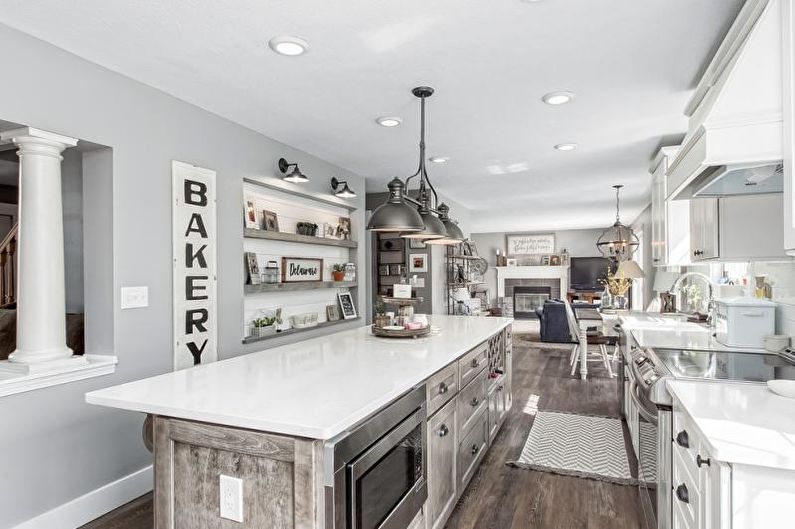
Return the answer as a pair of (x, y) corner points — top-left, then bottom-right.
(506, 233), (555, 255)
(172, 161), (218, 370)
(282, 257), (324, 282)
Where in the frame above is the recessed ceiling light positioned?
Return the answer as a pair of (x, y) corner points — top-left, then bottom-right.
(554, 143), (578, 151)
(542, 91), (575, 105)
(429, 156), (449, 163)
(268, 36), (309, 56)
(376, 116), (402, 127)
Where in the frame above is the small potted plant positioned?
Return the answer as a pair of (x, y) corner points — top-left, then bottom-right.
(332, 263), (346, 282)
(373, 299), (390, 328)
(251, 315), (277, 338)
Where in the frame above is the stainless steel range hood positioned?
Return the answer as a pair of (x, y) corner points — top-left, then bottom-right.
(684, 162), (784, 198)
(667, 0), (784, 200)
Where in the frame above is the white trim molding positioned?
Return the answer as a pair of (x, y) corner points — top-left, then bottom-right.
(0, 354), (117, 397)
(495, 265), (570, 299)
(14, 465), (152, 529)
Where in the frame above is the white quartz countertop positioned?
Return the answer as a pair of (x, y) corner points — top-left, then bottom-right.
(619, 313), (762, 352)
(666, 380), (795, 470)
(86, 315), (512, 440)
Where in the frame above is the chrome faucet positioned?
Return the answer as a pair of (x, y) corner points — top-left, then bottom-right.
(671, 272), (714, 321)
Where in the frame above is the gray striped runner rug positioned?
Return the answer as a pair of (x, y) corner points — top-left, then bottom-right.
(508, 411), (638, 485)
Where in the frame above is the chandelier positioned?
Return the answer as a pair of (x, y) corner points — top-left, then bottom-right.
(366, 87), (464, 244)
(596, 184), (638, 261)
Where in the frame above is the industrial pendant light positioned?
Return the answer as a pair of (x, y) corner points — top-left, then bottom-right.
(425, 203), (464, 245)
(596, 184), (639, 261)
(367, 87), (463, 241)
(367, 177), (423, 232)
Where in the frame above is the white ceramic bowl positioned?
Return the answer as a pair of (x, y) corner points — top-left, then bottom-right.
(767, 380), (795, 398)
(764, 334), (791, 353)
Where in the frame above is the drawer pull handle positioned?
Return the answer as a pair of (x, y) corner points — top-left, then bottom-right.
(675, 484), (689, 504)
(439, 424), (449, 437)
(471, 358), (480, 368)
(675, 430), (689, 448)
(438, 382), (448, 395)
(696, 455), (711, 468)
(471, 444), (480, 455)
(470, 397), (480, 407)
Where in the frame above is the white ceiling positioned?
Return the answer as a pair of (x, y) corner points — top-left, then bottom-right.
(0, 0), (743, 232)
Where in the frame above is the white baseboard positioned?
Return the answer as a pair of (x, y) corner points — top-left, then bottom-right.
(14, 465), (153, 529)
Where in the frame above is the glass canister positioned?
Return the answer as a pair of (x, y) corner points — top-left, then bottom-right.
(262, 260), (280, 284)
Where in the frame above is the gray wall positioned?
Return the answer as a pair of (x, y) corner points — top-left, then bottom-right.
(631, 205), (655, 308)
(470, 228), (605, 304)
(62, 148), (84, 313)
(0, 24), (366, 527)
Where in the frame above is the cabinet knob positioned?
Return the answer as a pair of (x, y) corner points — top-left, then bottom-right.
(696, 454), (711, 468)
(439, 424), (449, 437)
(438, 382), (448, 395)
(675, 484), (689, 504)
(470, 397), (480, 407)
(471, 444), (480, 455)
(471, 358), (480, 368)
(675, 430), (689, 448)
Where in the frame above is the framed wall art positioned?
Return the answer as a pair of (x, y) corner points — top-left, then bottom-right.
(506, 233), (555, 255)
(262, 210), (279, 231)
(281, 257), (323, 282)
(409, 253), (428, 273)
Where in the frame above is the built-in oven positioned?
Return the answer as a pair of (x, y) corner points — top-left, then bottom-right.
(324, 385), (427, 529)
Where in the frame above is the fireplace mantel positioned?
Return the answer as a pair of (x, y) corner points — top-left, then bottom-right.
(495, 265), (569, 298)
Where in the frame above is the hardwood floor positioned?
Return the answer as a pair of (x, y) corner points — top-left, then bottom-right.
(444, 334), (646, 529)
(84, 334), (645, 529)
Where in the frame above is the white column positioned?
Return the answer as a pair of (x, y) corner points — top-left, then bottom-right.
(0, 127), (81, 371)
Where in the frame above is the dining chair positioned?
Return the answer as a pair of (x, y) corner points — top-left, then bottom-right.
(564, 299), (614, 379)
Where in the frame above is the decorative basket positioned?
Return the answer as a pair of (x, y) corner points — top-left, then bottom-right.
(290, 312), (319, 329)
(371, 325), (431, 339)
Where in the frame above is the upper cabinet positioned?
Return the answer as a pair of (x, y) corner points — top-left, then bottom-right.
(690, 194), (785, 261)
(783, 0), (795, 252)
(651, 146), (691, 266)
(667, 0), (785, 201)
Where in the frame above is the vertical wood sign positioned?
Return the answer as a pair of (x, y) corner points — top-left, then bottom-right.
(172, 161), (218, 370)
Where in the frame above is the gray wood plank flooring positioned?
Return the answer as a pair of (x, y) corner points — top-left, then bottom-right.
(83, 334), (645, 529)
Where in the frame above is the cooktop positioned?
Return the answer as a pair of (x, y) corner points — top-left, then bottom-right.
(653, 348), (795, 382)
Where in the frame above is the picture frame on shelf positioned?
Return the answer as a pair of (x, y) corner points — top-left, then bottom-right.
(245, 252), (260, 285)
(281, 257), (323, 282)
(244, 196), (259, 229)
(337, 292), (357, 319)
(262, 210), (279, 232)
(409, 238), (426, 249)
(323, 223), (337, 239)
(550, 254), (562, 266)
(409, 253), (428, 273)
(326, 304), (341, 322)
(541, 255), (550, 266)
(337, 216), (352, 240)
(506, 258), (517, 267)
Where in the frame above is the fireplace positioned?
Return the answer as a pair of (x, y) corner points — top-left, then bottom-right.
(513, 286), (552, 319)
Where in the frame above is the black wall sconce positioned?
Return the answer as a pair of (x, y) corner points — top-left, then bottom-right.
(278, 158), (309, 183)
(331, 177), (356, 198)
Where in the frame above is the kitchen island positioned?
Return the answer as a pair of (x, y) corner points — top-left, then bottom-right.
(86, 315), (513, 529)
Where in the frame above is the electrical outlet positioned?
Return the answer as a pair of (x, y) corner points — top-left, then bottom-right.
(120, 286), (149, 309)
(219, 474), (243, 523)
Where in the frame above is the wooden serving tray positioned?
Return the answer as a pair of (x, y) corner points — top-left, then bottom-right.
(371, 325), (431, 339)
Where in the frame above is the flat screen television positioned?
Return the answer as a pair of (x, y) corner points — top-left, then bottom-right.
(569, 257), (615, 291)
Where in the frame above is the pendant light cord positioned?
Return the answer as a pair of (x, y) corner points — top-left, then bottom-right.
(405, 92), (440, 208)
(614, 184), (622, 222)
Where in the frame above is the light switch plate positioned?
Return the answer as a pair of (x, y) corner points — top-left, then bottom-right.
(120, 286), (149, 309)
(219, 474), (243, 523)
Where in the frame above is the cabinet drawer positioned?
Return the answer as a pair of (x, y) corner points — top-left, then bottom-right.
(459, 341), (488, 388)
(673, 447), (700, 529)
(457, 408), (487, 490)
(672, 409), (702, 487)
(457, 370), (487, 435)
(426, 363), (458, 417)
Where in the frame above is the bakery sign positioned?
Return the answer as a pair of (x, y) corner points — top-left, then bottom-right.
(172, 161), (218, 371)
(282, 257), (323, 282)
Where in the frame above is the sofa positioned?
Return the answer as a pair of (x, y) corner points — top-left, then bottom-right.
(535, 300), (573, 343)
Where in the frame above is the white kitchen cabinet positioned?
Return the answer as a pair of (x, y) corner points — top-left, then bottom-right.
(783, 0), (795, 253)
(672, 400), (795, 529)
(651, 146), (691, 266)
(690, 194), (785, 261)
